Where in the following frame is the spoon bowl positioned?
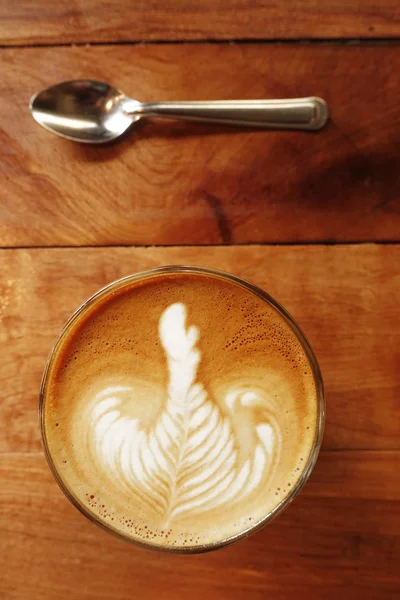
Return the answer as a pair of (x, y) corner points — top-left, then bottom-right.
(30, 80), (142, 143)
(30, 80), (329, 144)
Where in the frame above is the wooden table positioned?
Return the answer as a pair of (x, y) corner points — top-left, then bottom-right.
(1, 2), (399, 599)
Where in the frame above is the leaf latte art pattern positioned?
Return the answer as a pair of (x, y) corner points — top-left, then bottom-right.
(86, 303), (282, 525)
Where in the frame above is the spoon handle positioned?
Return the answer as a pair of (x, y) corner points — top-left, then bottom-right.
(134, 97), (328, 131)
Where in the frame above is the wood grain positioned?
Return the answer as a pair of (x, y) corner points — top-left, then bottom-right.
(1, 452), (399, 600)
(0, 0), (399, 45)
(1, 244), (399, 453)
(1, 44), (400, 247)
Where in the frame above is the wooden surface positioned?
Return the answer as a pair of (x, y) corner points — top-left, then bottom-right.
(1, 1), (400, 598)
(1, 245), (399, 454)
(1, 44), (400, 246)
(0, 0), (400, 45)
(1, 245), (399, 598)
(1, 452), (399, 600)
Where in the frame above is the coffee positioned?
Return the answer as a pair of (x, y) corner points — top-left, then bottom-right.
(41, 267), (323, 551)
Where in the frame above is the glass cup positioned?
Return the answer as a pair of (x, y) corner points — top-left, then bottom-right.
(40, 266), (325, 552)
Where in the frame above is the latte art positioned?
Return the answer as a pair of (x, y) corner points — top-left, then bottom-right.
(42, 269), (321, 550)
(85, 303), (281, 525)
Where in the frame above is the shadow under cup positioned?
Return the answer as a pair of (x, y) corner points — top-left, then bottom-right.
(39, 266), (325, 553)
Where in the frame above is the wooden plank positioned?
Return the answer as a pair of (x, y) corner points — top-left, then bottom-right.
(1, 452), (399, 599)
(1, 43), (400, 247)
(0, 244), (399, 453)
(0, 0), (399, 45)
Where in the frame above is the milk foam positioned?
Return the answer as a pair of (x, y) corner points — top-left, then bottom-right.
(83, 303), (281, 525)
(43, 272), (319, 549)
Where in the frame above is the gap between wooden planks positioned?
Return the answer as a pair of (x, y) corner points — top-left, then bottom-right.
(0, 0), (399, 45)
(1, 43), (400, 246)
(0, 244), (399, 454)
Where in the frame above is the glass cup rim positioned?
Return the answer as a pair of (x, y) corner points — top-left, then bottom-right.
(39, 264), (325, 553)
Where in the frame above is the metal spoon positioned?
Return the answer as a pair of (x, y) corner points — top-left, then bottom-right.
(29, 80), (329, 144)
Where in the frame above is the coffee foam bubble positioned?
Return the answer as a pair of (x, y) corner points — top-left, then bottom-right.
(43, 273), (318, 549)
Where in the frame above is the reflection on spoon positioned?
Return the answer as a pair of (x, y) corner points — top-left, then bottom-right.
(29, 80), (329, 144)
